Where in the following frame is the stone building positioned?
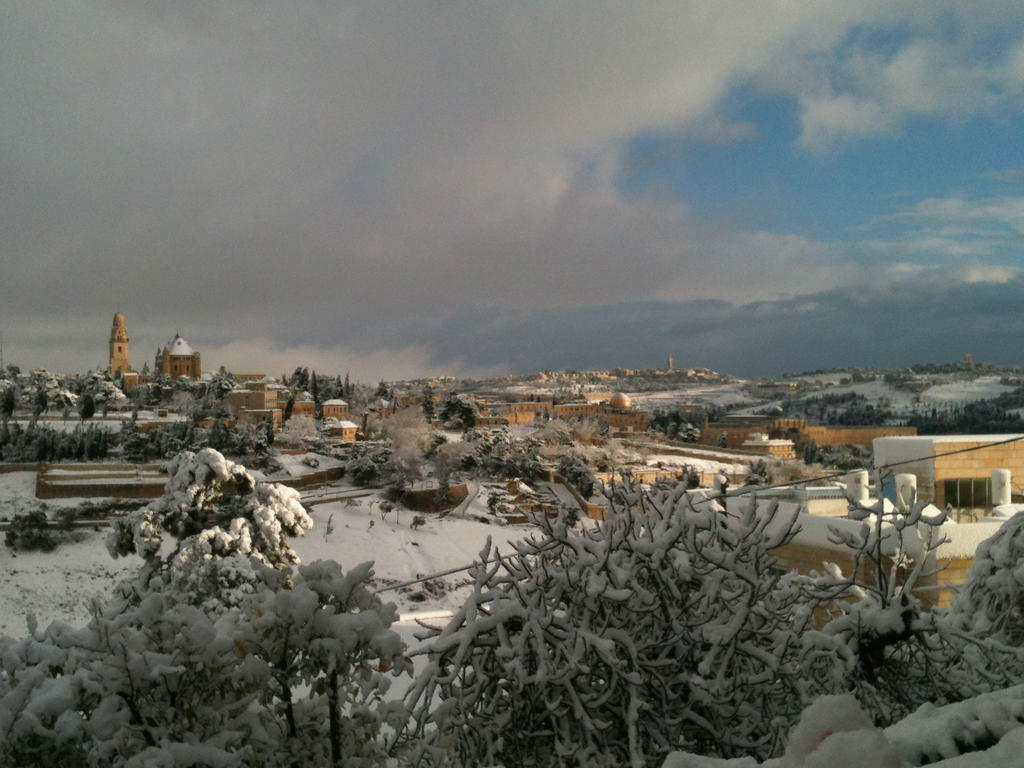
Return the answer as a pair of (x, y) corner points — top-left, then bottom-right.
(321, 399), (350, 420)
(108, 312), (132, 377)
(155, 334), (202, 380)
(874, 434), (1024, 514)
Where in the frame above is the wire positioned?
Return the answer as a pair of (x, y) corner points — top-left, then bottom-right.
(873, 433), (1024, 473)
(713, 433), (1024, 499)
(372, 434), (1024, 593)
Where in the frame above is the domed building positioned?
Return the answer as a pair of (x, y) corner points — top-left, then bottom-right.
(608, 392), (633, 409)
(602, 392), (647, 433)
(155, 333), (202, 380)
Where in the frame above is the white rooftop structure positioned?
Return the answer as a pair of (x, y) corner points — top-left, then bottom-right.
(165, 334), (195, 356)
(323, 398), (348, 406)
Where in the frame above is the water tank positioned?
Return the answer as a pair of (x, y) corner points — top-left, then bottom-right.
(846, 470), (870, 505)
(992, 469), (1012, 506)
(895, 473), (917, 512)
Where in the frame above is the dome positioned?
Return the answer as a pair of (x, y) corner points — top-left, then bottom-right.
(608, 392), (632, 408)
(113, 312), (126, 326)
(166, 334), (195, 356)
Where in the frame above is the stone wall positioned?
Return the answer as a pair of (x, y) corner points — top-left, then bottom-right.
(802, 425), (918, 447)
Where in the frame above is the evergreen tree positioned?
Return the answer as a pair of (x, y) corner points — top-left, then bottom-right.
(33, 388), (47, 418)
(78, 392), (95, 422)
(421, 384), (435, 421)
(1, 386), (14, 421)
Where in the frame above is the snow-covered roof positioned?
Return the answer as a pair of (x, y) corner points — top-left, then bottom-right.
(323, 398), (348, 406)
(934, 519), (1007, 560)
(336, 420), (359, 429)
(164, 334), (195, 356)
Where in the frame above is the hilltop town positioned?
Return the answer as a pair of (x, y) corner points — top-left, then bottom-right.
(6, 314), (1024, 766)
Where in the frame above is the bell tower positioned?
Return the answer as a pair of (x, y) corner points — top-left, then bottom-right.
(109, 312), (132, 377)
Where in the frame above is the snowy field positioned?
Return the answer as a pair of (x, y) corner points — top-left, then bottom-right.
(0, 471), (82, 512)
(644, 453), (750, 475)
(0, 529), (140, 635)
(810, 379), (917, 410)
(628, 384), (757, 410)
(780, 376), (1016, 414)
(921, 375), (1016, 403)
(0, 465), (539, 647)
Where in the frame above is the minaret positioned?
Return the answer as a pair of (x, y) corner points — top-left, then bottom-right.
(109, 312), (131, 377)
(667, 353), (674, 371)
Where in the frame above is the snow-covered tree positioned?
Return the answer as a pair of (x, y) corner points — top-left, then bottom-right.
(77, 392), (95, 422)
(1, 385), (16, 421)
(383, 407), (432, 491)
(799, 488), (1024, 725)
(952, 510), (1024, 645)
(1, 449), (410, 767)
(237, 560), (412, 767)
(276, 414), (322, 449)
(558, 452), (596, 498)
(107, 448), (313, 609)
(401, 485), (811, 766)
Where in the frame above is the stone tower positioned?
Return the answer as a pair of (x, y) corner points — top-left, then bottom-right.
(109, 312), (132, 377)
(667, 353), (674, 371)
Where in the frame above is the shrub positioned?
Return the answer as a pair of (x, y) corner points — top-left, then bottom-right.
(4, 509), (56, 552)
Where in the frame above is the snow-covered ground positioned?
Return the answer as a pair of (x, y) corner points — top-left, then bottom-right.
(257, 451), (346, 481)
(0, 466), (538, 641)
(0, 529), (140, 635)
(0, 471), (84, 513)
(629, 384), (756, 410)
(799, 375), (1014, 413)
(812, 379), (917, 410)
(921, 375), (1016, 403)
(294, 497), (535, 616)
(644, 453), (750, 475)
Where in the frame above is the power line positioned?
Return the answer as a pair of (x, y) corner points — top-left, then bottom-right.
(718, 433), (1024, 499)
(373, 434), (1024, 594)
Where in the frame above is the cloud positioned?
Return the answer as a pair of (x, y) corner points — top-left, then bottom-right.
(982, 168), (1024, 183)
(766, 13), (1024, 150)
(406, 272), (1024, 377)
(198, 338), (456, 383)
(3, 2), (1024, 377)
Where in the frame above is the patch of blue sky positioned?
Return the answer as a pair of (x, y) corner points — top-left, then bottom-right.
(617, 86), (1024, 249)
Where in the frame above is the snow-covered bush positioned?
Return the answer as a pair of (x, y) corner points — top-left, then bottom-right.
(237, 560), (412, 767)
(952, 510), (1024, 645)
(464, 427), (543, 480)
(401, 480), (1024, 766)
(401, 485), (811, 766)
(106, 448), (313, 611)
(346, 444), (395, 486)
(3, 509), (56, 552)
(800, 491), (1024, 725)
(0, 448), (411, 768)
(558, 452), (597, 498)
(277, 414), (323, 449)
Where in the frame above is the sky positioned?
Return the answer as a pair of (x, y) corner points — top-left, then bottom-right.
(3, 1), (1024, 381)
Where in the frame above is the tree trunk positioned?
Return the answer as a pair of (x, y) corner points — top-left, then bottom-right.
(327, 668), (342, 767)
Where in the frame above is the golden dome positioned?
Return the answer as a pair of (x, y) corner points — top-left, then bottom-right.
(608, 392), (632, 408)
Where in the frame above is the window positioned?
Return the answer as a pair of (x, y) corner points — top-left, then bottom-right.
(944, 478), (991, 508)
